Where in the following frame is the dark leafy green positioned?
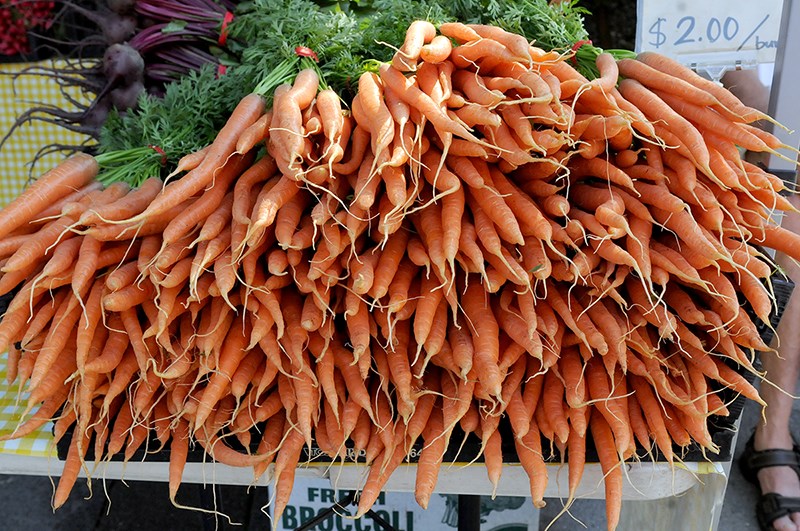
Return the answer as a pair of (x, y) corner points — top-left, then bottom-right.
(96, 65), (253, 186)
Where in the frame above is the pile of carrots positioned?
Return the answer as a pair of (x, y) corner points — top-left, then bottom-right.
(0, 20), (798, 530)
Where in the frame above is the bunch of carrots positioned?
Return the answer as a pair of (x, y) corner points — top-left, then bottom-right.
(0, 19), (798, 530)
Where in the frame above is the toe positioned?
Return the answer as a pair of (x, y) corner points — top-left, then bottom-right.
(774, 514), (800, 531)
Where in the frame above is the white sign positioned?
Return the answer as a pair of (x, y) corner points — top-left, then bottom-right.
(635, 0), (785, 68)
(273, 476), (540, 531)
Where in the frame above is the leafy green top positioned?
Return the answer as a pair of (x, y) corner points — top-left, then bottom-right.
(97, 0), (634, 186)
(96, 66), (254, 186)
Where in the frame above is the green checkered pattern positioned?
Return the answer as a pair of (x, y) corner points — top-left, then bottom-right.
(0, 353), (55, 458)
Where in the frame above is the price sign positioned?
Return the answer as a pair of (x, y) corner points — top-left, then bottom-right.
(636, 0), (785, 68)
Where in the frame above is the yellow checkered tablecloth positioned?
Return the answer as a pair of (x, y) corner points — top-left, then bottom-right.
(0, 59), (92, 207)
(0, 354), (54, 458)
(0, 60), (89, 458)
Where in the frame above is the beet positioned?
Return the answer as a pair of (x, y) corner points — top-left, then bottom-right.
(106, 0), (136, 15)
(83, 97), (113, 132)
(103, 43), (145, 86)
(103, 14), (137, 44)
(58, 1), (135, 44)
(109, 81), (145, 111)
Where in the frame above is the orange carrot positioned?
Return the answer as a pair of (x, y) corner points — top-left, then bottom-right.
(393, 20), (436, 71)
(590, 413), (623, 530)
(0, 153), (98, 240)
(414, 406), (446, 509)
(130, 93), (266, 223)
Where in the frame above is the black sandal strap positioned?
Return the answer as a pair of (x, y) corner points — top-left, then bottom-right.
(740, 436), (800, 485)
(758, 493), (800, 531)
(745, 448), (800, 473)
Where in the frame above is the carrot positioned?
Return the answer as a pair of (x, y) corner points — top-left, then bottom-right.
(413, 198), (447, 279)
(380, 63), (492, 151)
(572, 114), (630, 142)
(656, 90), (770, 153)
(515, 421), (548, 508)
(617, 58), (721, 108)
(16, 288), (63, 348)
(590, 413), (623, 530)
(609, 128), (633, 152)
(637, 51), (773, 124)
(412, 270), (445, 346)
(542, 369), (570, 444)
(26, 339), (78, 417)
(358, 72), (396, 165)
(81, 177), (164, 227)
(0, 153), (98, 241)
(271, 69), (320, 176)
(419, 34), (453, 64)
(478, 420), (503, 498)
(236, 109), (273, 155)
(453, 69), (505, 108)
(161, 152), (252, 250)
(385, 256), (418, 316)
(366, 228), (408, 299)
(752, 224), (800, 263)
(231, 160), (277, 232)
(103, 280), (155, 313)
(316, 88), (346, 155)
(163, 418), (190, 503)
(84, 316), (131, 379)
(129, 93), (266, 224)
(332, 342), (374, 421)
(195, 423), (275, 468)
(472, 23), (532, 60)
(586, 359), (631, 456)
(462, 282), (503, 400)
(626, 391), (651, 451)
(356, 430), (408, 517)
(53, 426), (91, 509)
(496, 303), (544, 364)
(618, 78), (711, 175)
(500, 380), (530, 440)
(452, 37), (530, 72)
(393, 20), (436, 71)
(330, 123), (370, 175)
(453, 102), (502, 129)
(711, 357), (765, 405)
(1, 215), (80, 275)
(437, 20), (481, 42)
(166, 145), (210, 180)
(32, 181), (104, 223)
(27, 294), (81, 390)
(192, 318), (249, 432)
(66, 235), (102, 302)
(629, 375), (673, 463)
(560, 347), (587, 410)
(394, 359), (429, 435)
(474, 169), (528, 245)
(188, 191), (233, 247)
(85, 201), (194, 242)
(414, 406), (446, 509)
(246, 176), (302, 249)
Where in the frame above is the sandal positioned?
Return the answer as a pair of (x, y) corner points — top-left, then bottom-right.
(739, 434), (800, 531)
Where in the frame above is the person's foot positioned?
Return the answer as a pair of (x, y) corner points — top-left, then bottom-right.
(753, 430), (800, 531)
